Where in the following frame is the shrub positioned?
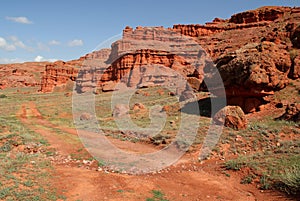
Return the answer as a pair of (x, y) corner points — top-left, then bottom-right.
(224, 157), (246, 171)
(277, 163), (300, 195)
(260, 174), (271, 190)
(146, 190), (169, 201)
(0, 94), (7, 99)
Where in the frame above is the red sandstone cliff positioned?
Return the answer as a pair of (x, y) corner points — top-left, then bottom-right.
(6, 6), (300, 113)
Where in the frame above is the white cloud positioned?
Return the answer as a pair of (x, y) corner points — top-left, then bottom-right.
(0, 37), (16, 51)
(48, 40), (60, 45)
(5, 16), (33, 24)
(34, 55), (57, 62)
(34, 55), (43, 62)
(68, 39), (83, 47)
(8, 36), (27, 49)
(0, 36), (32, 52)
(0, 58), (25, 64)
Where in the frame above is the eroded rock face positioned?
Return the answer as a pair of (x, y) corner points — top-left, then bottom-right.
(203, 41), (292, 113)
(40, 49), (111, 93)
(213, 106), (247, 130)
(75, 27), (204, 94)
(36, 6), (300, 114)
(217, 42), (290, 94)
(0, 62), (48, 89)
(40, 61), (80, 92)
(229, 6), (285, 24)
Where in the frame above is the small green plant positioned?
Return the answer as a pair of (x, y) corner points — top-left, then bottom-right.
(146, 190), (169, 201)
(0, 94), (7, 99)
(23, 180), (34, 187)
(260, 174), (271, 190)
(241, 174), (255, 184)
(0, 142), (12, 152)
(97, 159), (106, 167)
(222, 171), (231, 177)
(224, 157), (246, 171)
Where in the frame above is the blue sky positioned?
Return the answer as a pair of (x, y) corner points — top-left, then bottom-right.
(0, 0), (299, 64)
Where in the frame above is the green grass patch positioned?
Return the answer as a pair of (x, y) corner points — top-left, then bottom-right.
(146, 190), (169, 201)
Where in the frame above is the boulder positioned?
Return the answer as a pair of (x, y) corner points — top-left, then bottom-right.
(132, 103), (146, 111)
(213, 106), (247, 130)
(80, 112), (92, 121)
(112, 104), (129, 117)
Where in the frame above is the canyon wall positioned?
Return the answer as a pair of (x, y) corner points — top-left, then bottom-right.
(25, 6), (300, 112)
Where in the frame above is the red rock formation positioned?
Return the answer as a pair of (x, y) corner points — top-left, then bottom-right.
(229, 6), (286, 24)
(173, 24), (224, 37)
(76, 49), (196, 93)
(37, 6), (300, 114)
(40, 49), (111, 92)
(40, 60), (80, 92)
(0, 62), (48, 89)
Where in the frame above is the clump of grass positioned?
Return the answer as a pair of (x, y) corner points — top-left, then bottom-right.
(260, 174), (271, 190)
(224, 156), (247, 171)
(0, 94), (7, 98)
(241, 174), (256, 184)
(146, 190), (169, 201)
(277, 163), (300, 195)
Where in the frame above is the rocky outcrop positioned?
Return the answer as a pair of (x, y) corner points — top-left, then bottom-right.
(40, 60), (80, 92)
(191, 6), (300, 112)
(39, 49), (111, 92)
(173, 7), (292, 39)
(278, 103), (300, 122)
(205, 41), (291, 113)
(37, 6), (300, 114)
(0, 62), (48, 89)
(75, 26), (203, 93)
(229, 6), (285, 24)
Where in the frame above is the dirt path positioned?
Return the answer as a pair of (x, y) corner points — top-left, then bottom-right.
(17, 102), (291, 201)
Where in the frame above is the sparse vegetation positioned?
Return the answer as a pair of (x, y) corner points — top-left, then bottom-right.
(277, 161), (300, 195)
(0, 89), (65, 200)
(146, 190), (169, 201)
(241, 174), (256, 184)
(0, 94), (7, 98)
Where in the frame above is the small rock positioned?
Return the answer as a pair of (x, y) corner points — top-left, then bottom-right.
(277, 103), (300, 122)
(80, 112), (92, 121)
(132, 103), (146, 111)
(82, 160), (89, 165)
